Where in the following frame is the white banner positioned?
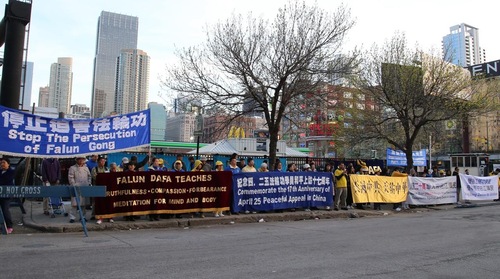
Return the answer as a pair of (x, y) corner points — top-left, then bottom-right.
(459, 173), (499, 200)
(407, 176), (457, 205)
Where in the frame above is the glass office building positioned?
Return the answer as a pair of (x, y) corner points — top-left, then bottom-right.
(91, 11), (138, 117)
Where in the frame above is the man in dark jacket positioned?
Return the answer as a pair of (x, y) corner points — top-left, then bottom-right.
(0, 157), (15, 234)
(41, 158), (61, 215)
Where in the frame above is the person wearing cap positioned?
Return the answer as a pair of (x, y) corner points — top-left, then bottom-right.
(171, 160), (185, 172)
(242, 158), (257, 172)
(214, 160), (224, 171)
(148, 157), (164, 171)
(214, 161), (226, 217)
(172, 154), (187, 171)
(258, 162), (269, 172)
(129, 155), (150, 171)
(157, 158), (168, 171)
(0, 157), (15, 234)
(303, 163), (311, 171)
(120, 157), (130, 170)
(199, 156), (212, 171)
(68, 156), (91, 223)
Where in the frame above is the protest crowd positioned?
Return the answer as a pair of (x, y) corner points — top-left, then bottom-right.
(1, 152), (500, 234)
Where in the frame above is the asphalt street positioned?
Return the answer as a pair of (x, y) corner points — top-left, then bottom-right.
(1, 202), (500, 279)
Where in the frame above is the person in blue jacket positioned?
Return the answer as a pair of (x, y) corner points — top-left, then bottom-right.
(0, 157), (15, 234)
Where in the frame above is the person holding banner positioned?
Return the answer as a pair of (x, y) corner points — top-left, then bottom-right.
(191, 160), (205, 218)
(92, 157), (113, 224)
(41, 158), (61, 216)
(68, 156), (92, 223)
(0, 157), (15, 234)
(391, 167), (408, 211)
(333, 163), (348, 211)
(214, 161), (226, 217)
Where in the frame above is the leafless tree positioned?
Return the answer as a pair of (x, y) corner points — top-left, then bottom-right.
(162, 0), (359, 168)
(349, 32), (498, 171)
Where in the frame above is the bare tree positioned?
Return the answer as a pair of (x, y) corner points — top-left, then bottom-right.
(350, 33), (498, 171)
(162, 0), (359, 168)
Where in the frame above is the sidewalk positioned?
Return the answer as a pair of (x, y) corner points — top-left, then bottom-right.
(7, 199), (499, 234)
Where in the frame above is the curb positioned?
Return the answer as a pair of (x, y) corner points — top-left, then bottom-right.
(21, 209), (393, 233)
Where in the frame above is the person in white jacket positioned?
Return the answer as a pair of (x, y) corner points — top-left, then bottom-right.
(68, 156), (91, 223)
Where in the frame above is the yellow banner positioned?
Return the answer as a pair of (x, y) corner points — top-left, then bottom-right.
(350, 174), (408, 203)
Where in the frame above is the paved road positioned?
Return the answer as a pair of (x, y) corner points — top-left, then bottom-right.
(1, 204), (500, 279)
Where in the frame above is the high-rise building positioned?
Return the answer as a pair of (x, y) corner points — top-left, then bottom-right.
(70, 103), (90, 114)
(114, 49), (150, 114)
(38, 86), (49, 107)
(165, 113), (196, 142)
(91, 11), (138, 117)
(149, 102), (167, 141)
(442, 23), (486, 67)
(48, 57), (73, 114)
(20, 61), (34, 111)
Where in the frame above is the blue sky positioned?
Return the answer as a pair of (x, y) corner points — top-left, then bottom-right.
(19, 0), (500, 109)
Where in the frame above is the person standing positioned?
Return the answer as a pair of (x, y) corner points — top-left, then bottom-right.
(109, 162), (120, 172)
(191, 160), (205, 217)
(68, 156), (91, 223)
(225, 158), (241, 174)
(347, 163), (361, 209)
(214, 161), (226, 217)
(188, 156), (195, 170)
(172, 154), (187, 171)
(86, 154), (98, 173)
(0, 158), (15, 234)
(238, 158), (246, 170)
(91, 157), (113, 224)
(41, 158), (61, 216)
(200, 156), (212, 171)
(273, 160), (284, 172)
(287, 163), (297, 172)
(258, 163), (269, 172)
(391, 167), (408, 211)
(147, 158), (163, 221)
(129, 155), (150, 171)
(157, 158), (168, 171)
(310, 162), (317, 172)
(333, 163), (348, 211)
(148, 157), (164, 171)
(241, 158), (257, 172)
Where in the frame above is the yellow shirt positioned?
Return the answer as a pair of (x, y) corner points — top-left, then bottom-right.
(334, 169), (347, 188)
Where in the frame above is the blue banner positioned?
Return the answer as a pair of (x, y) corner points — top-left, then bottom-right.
(0, 105), (150, 158)
(232, 172), (333, 212)
(386, 148), (427, 167)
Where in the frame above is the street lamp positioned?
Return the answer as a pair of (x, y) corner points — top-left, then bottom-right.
(192, 105), (203, 159)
